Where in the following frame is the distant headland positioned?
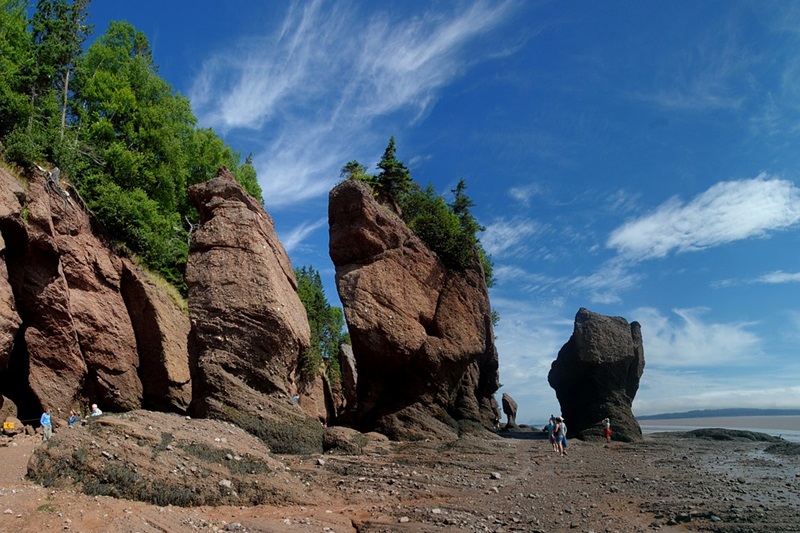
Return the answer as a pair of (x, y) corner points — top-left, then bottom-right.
(637, 408), (800, 420)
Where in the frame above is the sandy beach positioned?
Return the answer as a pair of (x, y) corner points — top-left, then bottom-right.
(2, 424), (799, 532)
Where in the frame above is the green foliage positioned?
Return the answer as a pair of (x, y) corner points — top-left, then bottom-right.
(180, 442), (271, 475)
(87, 180), (188, 289)
(340, 159), (375, 186)
(295, 265), (349, 383)
(0, 0), (34, 141)
(374, 136), (411, 203)
(0, 9), (261, 294)
(348, 138), (495, 289)
(221, 405), (323, 455)
(402, 183), (476, 270)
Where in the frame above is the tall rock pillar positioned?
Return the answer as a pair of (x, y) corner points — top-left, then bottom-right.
(328, 179), (500, 440)
(187, 167), (321, 453)
(548, 308), (645, 442)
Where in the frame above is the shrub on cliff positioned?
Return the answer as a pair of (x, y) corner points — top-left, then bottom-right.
(341, 138), (495, 287)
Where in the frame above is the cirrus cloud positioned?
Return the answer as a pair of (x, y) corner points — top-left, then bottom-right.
(607, 174), (800, 261)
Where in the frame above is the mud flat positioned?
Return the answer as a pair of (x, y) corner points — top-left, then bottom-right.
(1, 425), (799, 532)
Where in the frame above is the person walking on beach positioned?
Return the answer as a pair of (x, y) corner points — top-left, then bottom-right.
(555, 416), (568, 456)
(603, 417), (612, 443)
(546, 415), (558, 452)
(40, 407), (52, 442)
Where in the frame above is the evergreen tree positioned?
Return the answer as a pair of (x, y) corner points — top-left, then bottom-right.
(295, 266), (349, 383)
(0, 6), (261, 294)
(0, 0), (33, 142)
(450, 179), (494, 287)
(340, 159), (369, 181)
(351, 139), (496, 289)
(31, 0), (92, 141)
(375, 136), (411, 202)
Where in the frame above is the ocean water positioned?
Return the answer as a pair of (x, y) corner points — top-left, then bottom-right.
(639, 415), (800, 443)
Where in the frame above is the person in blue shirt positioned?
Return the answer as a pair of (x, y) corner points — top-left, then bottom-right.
(545, 416), (558, 452)
(68, 409), (79, 427)
(40, 407), (52, 442)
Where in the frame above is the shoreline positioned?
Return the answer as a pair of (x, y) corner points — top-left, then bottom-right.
(638, 414), (800, 442)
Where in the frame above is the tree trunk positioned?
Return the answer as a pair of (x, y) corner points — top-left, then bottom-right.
(60, 68), (70, 141)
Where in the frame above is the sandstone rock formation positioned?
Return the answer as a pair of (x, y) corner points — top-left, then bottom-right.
(338, 343), (358, 415)
(0, 166), (191, 420)
(0, 395), (17, 426)
(548, 308), (645, 442)
(502, 393), (518, 428)
(0, 231), (20, 372)
(297, 367), (341, 426)
(186, 168), (321, 453)
(328, 179), (500, 440)
(120, 263), (191, 412)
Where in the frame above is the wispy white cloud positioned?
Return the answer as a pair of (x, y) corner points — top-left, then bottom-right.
(482, 217), (545, 258)
(713, 270), (800, 288)
(787, 310), (800, 343)
(189, 1), (519, 209)
(756, 271), (800, 284)
(281, 217), (327, 254)
(508, 184), (542, 207)
(567, 259), (644, 305)
(608, 175), (800, 261)
(633, 306), (761, 368)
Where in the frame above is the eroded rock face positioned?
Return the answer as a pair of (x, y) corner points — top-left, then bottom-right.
(548, 308), (645, 442)
(0, 233), (20, 372)
(187, 168), (320, 453)
(0, 167), (138, 413)
(0, 395), (17, 424)
(0, 166), (190, 420)
(120, 262), (191, 413)
(338, 343), (357, 414)
(328, 180), (500, 440)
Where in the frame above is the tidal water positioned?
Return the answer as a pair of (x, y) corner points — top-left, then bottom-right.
(639, 415), (800, 443)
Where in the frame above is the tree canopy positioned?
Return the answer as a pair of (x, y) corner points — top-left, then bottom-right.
(0, 2), (262, 293)
(342, 138), (495, 288)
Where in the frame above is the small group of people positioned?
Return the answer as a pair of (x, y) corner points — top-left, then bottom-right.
(39, 402), (103, 442)
(545, 415), (568, 456)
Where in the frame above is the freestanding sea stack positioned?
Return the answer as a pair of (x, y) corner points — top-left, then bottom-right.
(328, 179), (500, 440)
(186, 167), (321, 453)
(548, 308), (645, 442)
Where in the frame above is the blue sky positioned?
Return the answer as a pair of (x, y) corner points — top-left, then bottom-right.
(87, 1), (800, 423)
